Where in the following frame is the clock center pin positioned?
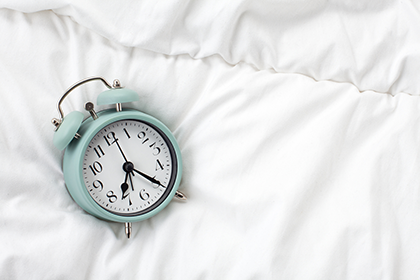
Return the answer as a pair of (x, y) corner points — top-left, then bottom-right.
(123, 162), (134, 173)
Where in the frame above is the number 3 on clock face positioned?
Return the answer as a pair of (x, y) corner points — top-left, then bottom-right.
(63, 110), (182, 223)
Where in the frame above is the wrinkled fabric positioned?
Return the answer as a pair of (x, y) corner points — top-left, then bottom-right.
(0, 1), (420, 279)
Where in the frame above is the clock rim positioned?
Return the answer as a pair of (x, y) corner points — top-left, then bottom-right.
(83, 118), (178, 217)
(62, 109), (182, 223)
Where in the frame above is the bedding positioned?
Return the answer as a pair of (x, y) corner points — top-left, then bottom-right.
(1, 0), (420, 279)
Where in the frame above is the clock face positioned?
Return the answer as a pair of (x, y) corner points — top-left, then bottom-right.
(82, 119), (177, 216)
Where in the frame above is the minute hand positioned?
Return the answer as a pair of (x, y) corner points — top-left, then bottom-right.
(114, 139), (128, 162)
(133, 168), (166, 188)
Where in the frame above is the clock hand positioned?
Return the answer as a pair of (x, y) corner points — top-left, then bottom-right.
(120, 174), (133, 206)
(120, 172), (130, 199)
(128, 171), (135, 191)
(121, 172), (133, 199)
(132, 168), (166, 188)
(115, 139), (129, 162)
(121, 182), (130, 199)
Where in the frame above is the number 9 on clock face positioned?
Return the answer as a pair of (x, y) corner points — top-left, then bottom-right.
(83, 119), (177, 216)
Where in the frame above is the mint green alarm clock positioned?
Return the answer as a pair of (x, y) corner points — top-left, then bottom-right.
(52, 77), (186, 238)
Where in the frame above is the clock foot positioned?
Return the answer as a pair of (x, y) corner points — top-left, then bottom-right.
(124, 222), (132, 239)
(174, 190), (187, 201)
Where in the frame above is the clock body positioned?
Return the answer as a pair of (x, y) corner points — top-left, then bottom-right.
(62, 109), (182, 223)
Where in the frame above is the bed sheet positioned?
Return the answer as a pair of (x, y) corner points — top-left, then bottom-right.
(0, 0), (420, 279)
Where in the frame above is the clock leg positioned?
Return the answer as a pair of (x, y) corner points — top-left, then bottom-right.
(174, 190), (187, 201)
(124, 222), (132, 239)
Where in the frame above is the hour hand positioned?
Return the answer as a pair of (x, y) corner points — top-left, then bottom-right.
(133, 168), (166, 188)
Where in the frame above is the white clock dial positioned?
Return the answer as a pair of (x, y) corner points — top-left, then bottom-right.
(82, 119), (177, 216)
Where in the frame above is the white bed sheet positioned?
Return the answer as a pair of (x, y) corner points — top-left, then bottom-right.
(1, 1), (420, 279)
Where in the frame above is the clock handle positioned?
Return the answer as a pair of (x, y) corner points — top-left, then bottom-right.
(51, 77), (120, 150)
(54, 76), (114, 123)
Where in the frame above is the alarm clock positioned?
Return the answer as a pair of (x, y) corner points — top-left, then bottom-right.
(51, 77), (186, 238)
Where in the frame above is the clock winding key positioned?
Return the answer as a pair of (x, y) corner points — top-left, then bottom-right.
(84, 102), (98, 120)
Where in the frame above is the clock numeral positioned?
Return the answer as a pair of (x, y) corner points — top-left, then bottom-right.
(149, 142), (161, 156)
(106, 191), (118, 203)
(123, 128), (131, 139)
(104, 131), (118, 146)
(155, 159), (164, 171)
(137, 131), (149, 144)
(93, 145), (105, 158)
(89, 161), (103, 176)
(137, 131), (146, 140)
(138, 132), (161, 155)
(92, 180), (103, 192)
(139, 189), (150, 200)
